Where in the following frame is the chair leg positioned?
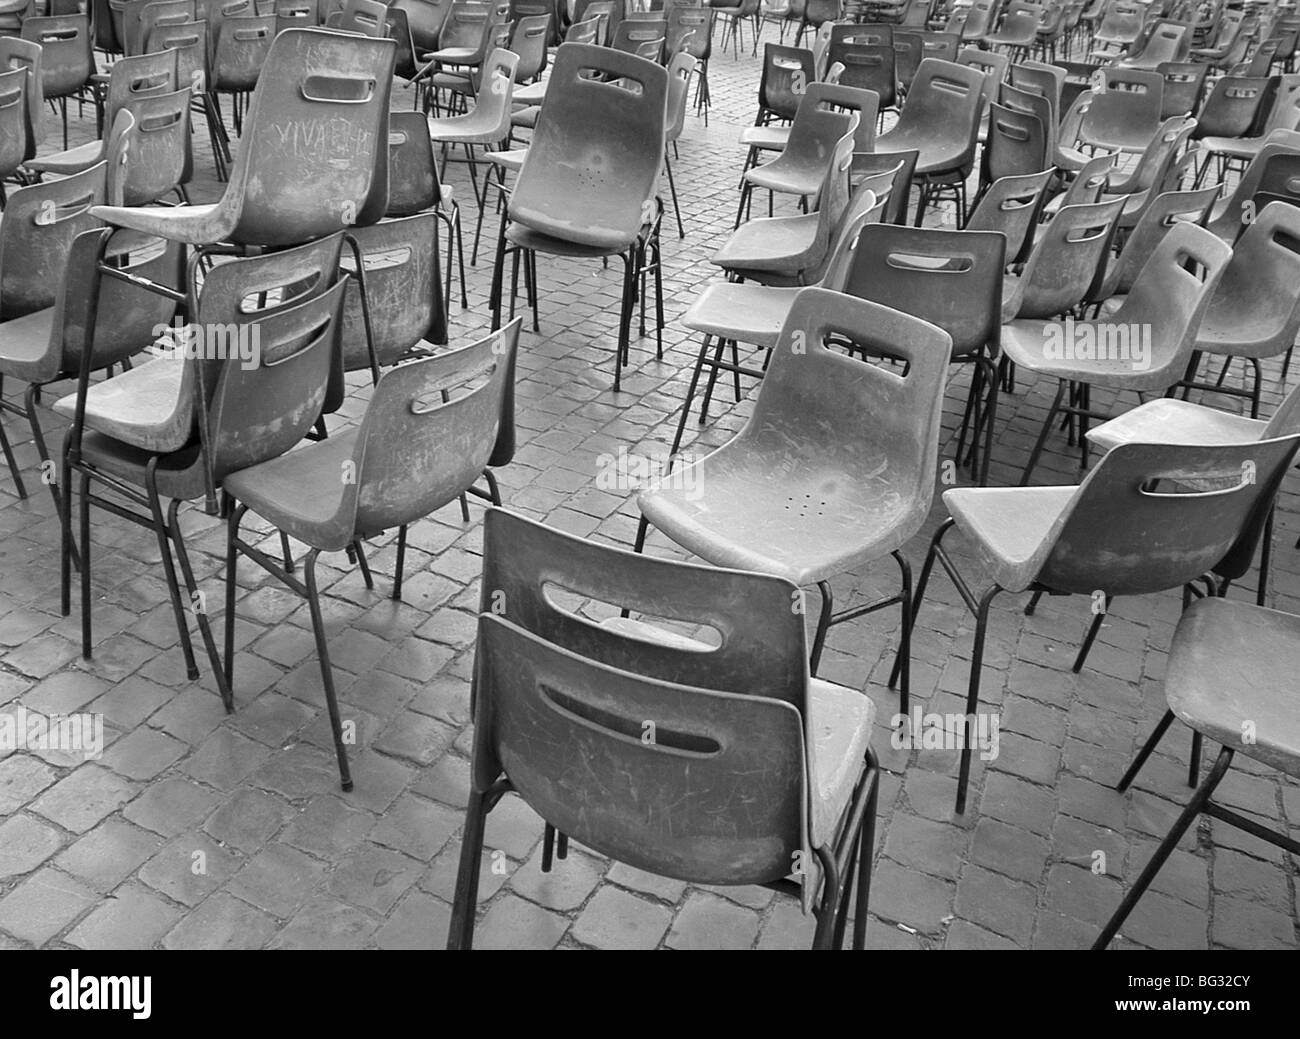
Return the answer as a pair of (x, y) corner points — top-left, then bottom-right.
(393, 524), (408, 601)
(225, 501), (245, 694)
(851, 755), (880, 950)
(0, 406), (26, 500)
(1072, 593), (1110, 672)
(809, 847), (842, 950)
(165, 497), (232, 709)
(1019, 379), (1067, 486)
(60, 437), (74, 618)
(888, 549), (913, 715)
(1188, 730), (1202, 789)
(665, 153), (685, 239)
(1116, 708), (1176, 792)
(1093, 747), (1233, 949)
(79, 470), (92, 659)
(304, 548), (353, 792)
(447, 784), (493, 949)
(613, 249), (636, 393)
(810, 579), (833, 676)
(956, 586), (1002, 814)
(453, 205), (469, 309)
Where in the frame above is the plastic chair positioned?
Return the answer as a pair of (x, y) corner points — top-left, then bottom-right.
(1089, 2), (1144, 59)
(388, 109), (467, 310)
(56, 238), (351, 709)
(1154, 59), (1207, 119)
(1078, 67), (1164, 153)
(1190, 6), (1245, 62)
(1096, 599), (1300, 948)
(223, 319), (520, 788)
(852, 148), (917, 224)
(959, 0), (997, 44)
(274, 0), (320, 33)
(1004, 222), (1232, 483)
(735, 86), (865, 226)
(984, 2), (1043, 61)
(981, 99), (1050, 190)
(663, 51), (697, 238)
(21, 14), (93, 151)
(827, 39), (896, 113)
(1196, 74), (1300, 182)
(891, 29), (923, 92)
(0, 69), (28, 205)
(1174, 202), (1300, 420)
(421, 8), (511, 114)
(674, 181), (887, 453)
(842, 223), (1007, 485)
(1203, 130), (1300, 241)
(612, 13), (666, 61)
(1088, 184), (1219, 302)
(1117, 18), (1187, 68)
(958, 45), (1009, 143)
(0, 167), (112, 502)
(393, 0), (452, 52)
(146, 18), (231, 180)
(489, 43), (668, 392)
(912, 432), (1300, 813)
(448, 508), (881, 950)
(27, 49), (177, 179)
(965, 168), (1053, 266)
(638, 287), (950, 696)
(1001, 195), (1124, 323)
(89, 29), (396, 252)
(669, 3), (712, 120)
(875, 57), (987, 224)
(210, 13), (275, 136)
(754, 43), (815, 125)
(325, 0), (387, 34)
(711, 125), (856, 286)
(0, 36), (42, 162)
(713, 0), (759, 59)
(102, 89), (194, 206)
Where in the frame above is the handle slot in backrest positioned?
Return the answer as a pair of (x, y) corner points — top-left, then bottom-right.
(301, 74), (376, 102)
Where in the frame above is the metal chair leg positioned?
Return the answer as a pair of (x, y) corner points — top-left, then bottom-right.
(1116, 708), (1176, 792)
(304, 548), (353, 792)
(810, 580), (833, 675)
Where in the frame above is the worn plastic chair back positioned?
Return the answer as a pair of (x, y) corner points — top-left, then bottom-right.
(106, 87), (193, 205)
(0, 36), (42, 158)
(508, 13), (550, 80)
(665, 50), (696, 144)
(844, 223), (1005, 359)
(393, 0), (450, 50)
(1037, 437), (1300, 596)
(22, 14), (93, 102)
(966, 168), (1052, 265)
(758, 43), (815, 122)
(892, 30), (923, 90)
(828, 40), (894, 110)
(1057, 149), (1118, 207)
(852, 147), (917, 225)
(1192, 73), (1270, 140)
(1095, 184), (1218, 298)
(103, 48), (177, 132)
(386, 108), (443, 214)
(1155, 60), (1207, 118)
(983, 99), (1049, 182)
(147, 19), (209, 93)
(1079, 66), (1164, 150)
(212, 13), (274, 93)
(667, 5), (711, 62)
(509, 43), (667, 252)
(0, 68), (27, 182)
(275, 0), (320, 32)
(1008, 195), (1124, 320)
(0, 163), (106, 320)
(327, 0), (387, 35)
(130, 0), (193, 54)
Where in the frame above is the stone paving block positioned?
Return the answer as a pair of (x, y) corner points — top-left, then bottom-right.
(202, 787), (296, 856)
(375, 890), (452, 950)
(55, 819), (163, 894)
(326, 843), (422, 915)
(269, 897), (378, 950)
(0, 867), (99, 947)
(162, 893), (279, 950)
(123, 777), (224, 838)
(65, 884), (183, 950)
(228, 842), (328, 920)
(571, 887), (673, 950)
(29, 765), (138, 835)
(666, 891), (762, 951)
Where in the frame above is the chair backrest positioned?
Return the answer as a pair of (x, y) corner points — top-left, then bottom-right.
(103, 47), (177, 132)
(1260, 73), (1300, 137)
(22, 14), (93, 102)
(470, 609), (808, 886)
(610, 8), (663, 56)
(958, 44), (1008, 114)
(1154, 60), (1207, 118)
(572, 0), (615, 45)
(0, 36), (42, 158)
(1105, 220), (1232, 386)
(1036, 436), (1300, 596)
(327, 0), (387, 35)
(211, 28), (395, 247)
(212, 13), (275, 93)
(741, 287), (950, 556)
(965, 168), (1052, 265)
(1082, 65), (1163, 141)
(1055, 149), (1118, 208)
(961, 0), (996, 40)
(1252, 148), (1300, 213)
(891, 58), (986, 161)
(984, 99), (1049, 182)
(1190, 73), (1269, 139)
(147, 19), (209, 93)
(789, 124), (856, 282)
(393, 0), (450, 51)
(344, 319), (520, 540)
(1205, 131), (1300, 241)
(665, 50), (696, 143)
(667, 4), (711, 61)
(798, 80), (879, 153)
(843, 223), (1006, 359)
(275, 0), (320, 33)
(759, 43), (815, 122)
(1096, 184), (1218, 298)
(1011, 195), (1124, 319)
(437, 0), (487, 48)
(0, 68), (27, 180)
(509, 43), (667, 251)
(105, 87), (193, 205)
(386, 108), (444, 215)
(0, 163), (106, 320)
(827, 40), (894, 109)
(892, 30), (923, 90)
(1203, 200), (1300, 360)
(509, 13), (550, 80)
(336, 213), (441, 372)
(1008, 58), (1063, 116)
(202, 277), (349, 485)
(563, 13), (600, 44)
(852, 148), (917, 225)
(131, 0), (194, 55)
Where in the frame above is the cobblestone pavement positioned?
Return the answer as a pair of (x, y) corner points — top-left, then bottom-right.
(0, 32), (1297, 951)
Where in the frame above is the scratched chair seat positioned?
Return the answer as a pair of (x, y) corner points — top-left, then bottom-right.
(487, 146), (527, 172)
(941, 485), (1077, 591)
(52, 358), (193, 454)
(512, 77), (547, 104)
(738, 123), (792, 153)
(25, 139), (102, 175)
(681, 281), (800, 350)
(742, 105), (852, 200)
(1085, 398), (1269, 454)
(509, 104), (539, 129)
(710, 212), (821, 273)
(598, 613), (875, 847)
(999, 319), (1178, 389)
(507, 222), (632, 259)
(1167, 599), (1300, 779)
(426, 48), (519, 145)
(0, 309), (57, 383)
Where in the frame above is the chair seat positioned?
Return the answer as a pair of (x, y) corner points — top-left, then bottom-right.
(510, 106), (540, 129)
(710, 211), (819, 273)
(430, 71), (473, 92)
(72, 428), (206, 502)
(423, 47), (477, 65)
(1056, 145), (1089, 172)
(682, 281), (800, 350)
(1001, 318), (1168, 391)
(875, 125), (968, 176)
(506, 222), (629, 258)
(90, 202), (230, 246)
(942, 484), (1078, 592)
(744, 155), (825, 198)
(739, 124), (791, 152)
(487, 148), (528, 172)
(222, 429), (356, 551)
(598, 615), (875, 847)
(52, 357), (192, 454)
(25, 139), (105, 176)
(1166, 598), (1300, 780)
(1085, 397), (1267, 454)
(1078, 127), (1154, 154)
(637, 446), (924, 588)
(513, 79), (548, 104)
(1195, 308), (1292, 360)
(427, 111), (506, 146)
(1197, 135), (1264, 160)
(0, 308), (58, 384)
